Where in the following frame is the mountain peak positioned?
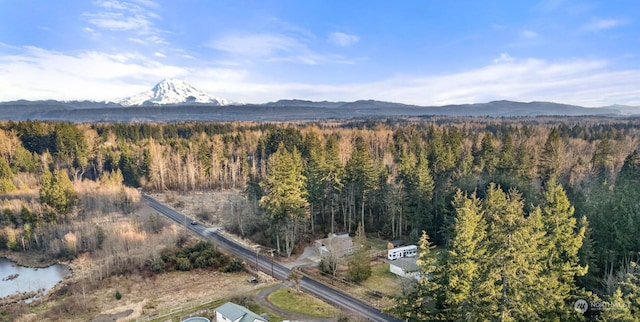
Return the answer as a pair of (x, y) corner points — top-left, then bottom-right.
(118, 79), (232, 106)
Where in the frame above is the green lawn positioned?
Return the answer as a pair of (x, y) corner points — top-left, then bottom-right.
(361, 262), (402, 295)
(245, 301), (284, 322)
(268, 287), (339, 318)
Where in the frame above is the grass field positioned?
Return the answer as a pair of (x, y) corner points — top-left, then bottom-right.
(361, 262), (402, 295)
(268, 287), (339, 318)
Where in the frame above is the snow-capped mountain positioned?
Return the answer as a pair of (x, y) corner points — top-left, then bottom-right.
(118, 79), (232, 106)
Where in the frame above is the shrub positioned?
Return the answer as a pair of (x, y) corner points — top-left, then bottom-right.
(176, 257), (192, 271)
(223, 258), (244, 272)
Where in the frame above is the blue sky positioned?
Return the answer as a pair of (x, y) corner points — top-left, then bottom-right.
(0, 0), (639, 106)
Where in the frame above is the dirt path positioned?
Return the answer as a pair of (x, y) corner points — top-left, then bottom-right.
(254, 283), (336, 322)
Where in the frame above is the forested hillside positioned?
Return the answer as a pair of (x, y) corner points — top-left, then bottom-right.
(1, 117), (639, 319)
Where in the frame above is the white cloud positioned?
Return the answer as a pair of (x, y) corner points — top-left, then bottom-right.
(520, 29), (539, 39)
(127, 37), (145, 44)
(582, 18), (625, 31)
(328, 32), (359, 47)
(509, 28), (542, 47)
(0, 47), (244, 101)
(493, 53), (515, 64)
(153, 52), (166, 58)
(85, 12), (152, 31)
(208, 32), (357, 65)
(209, 33), (303, 58)
(0, 46), (639, 107)
(239, 58), (639, 107)
(83, 0), (166, 45)
(354, 58), (640, 107)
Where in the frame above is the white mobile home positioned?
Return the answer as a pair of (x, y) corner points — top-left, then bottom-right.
(387, 245), (418, 260)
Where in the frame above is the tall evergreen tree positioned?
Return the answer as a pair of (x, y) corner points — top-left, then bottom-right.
(599, 260), (640, 321)
(586, 150), (640, 282)
(441, 190), (487, 321)
(539, 128), (563, 184)
(53, 122), (88, 173)
(323, 136), (344, 235)
(396, 231), (440, 321)
(344, 137), (376, 232)
(304, 133), (326, 233)
(347, 221), (371, 282)
(597, 288), (638, 322)
(538, 177), (587, 318)
(40, 168), (77, 216)
(399, 150), (435, 239)
(478, 133), (498, 176)
(591, 135), (613, 180)
(498, 132), (515, 174)
(260, 143), (308, 257)
(474, 184), (547, 321)
(0, 157), (16, 193)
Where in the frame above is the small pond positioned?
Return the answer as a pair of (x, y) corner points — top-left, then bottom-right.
(0, 257), (71, 302)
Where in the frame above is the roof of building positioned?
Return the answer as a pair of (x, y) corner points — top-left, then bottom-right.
(390, 257), (420, 272)
(390, 240), (404, 247)
(316, 234), (352, 247)
(215, 302), (267, 322)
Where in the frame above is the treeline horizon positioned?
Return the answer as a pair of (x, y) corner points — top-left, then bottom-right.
(0, 116), (639, 304)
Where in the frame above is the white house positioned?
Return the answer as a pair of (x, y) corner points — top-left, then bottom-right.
(214, 302), (268, 322)
(389, 257), (420, 281)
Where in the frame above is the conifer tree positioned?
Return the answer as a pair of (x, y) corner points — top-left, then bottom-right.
(539, 128), (563, 184)
(55, 169), (77, 215)
(304, 133), (326, 233)
(478, 133), (498, 175)
(260, 143), (307, 257)
(399, 150), (435, 239)
(498, 132), (515, 174)
(441, 190), (486, 321)
(597, 288), (638, 322)
(344, 137), (376, 231)
(397, 230), (440, 321)
(513, 142), (534, 184)
(0, 157), (16, 193)
(538, 177), (587, 318)
(591, 135), (613, 179)
(40, 168), (77, 216)
(599, 260), (640, 321)
(323, 136), (344, 234)
(347, 221), (371, 282)
(475, 184), (546, 321)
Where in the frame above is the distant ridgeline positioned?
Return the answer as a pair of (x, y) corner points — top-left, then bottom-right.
(0, 99), (629, 122)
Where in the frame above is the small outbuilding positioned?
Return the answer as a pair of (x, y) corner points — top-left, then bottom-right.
(389, 257), (420, 281)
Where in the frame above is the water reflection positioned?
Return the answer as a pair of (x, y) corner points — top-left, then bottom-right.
(0, 257), (71, 301)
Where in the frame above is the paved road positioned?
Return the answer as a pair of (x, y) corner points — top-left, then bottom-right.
(142, 194), (401, 322)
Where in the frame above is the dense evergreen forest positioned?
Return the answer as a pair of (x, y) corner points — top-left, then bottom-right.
(1, 117), (639, 320)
